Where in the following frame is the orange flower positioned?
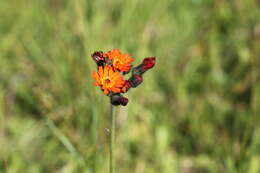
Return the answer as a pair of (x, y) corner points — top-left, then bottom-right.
(92, 66), (126, 95)
(104, 49), (134, 72)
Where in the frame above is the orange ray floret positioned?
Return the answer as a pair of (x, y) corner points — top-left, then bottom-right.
(104, 49), (134, 72)
(92, 66), (126, 95)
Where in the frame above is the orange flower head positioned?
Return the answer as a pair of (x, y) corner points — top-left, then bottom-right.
(91, 48), (156, 106)
(104, 49), (134, 72)
(92, 66), (126, 95)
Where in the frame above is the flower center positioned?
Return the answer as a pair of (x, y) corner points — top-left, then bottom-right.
(114, 58), (123, 65)
(105, 79), (111, 84)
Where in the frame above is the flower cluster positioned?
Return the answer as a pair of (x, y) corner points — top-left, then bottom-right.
(92, 49), (156, 106)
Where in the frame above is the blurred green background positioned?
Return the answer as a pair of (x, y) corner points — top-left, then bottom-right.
(1, 0), (260, 172)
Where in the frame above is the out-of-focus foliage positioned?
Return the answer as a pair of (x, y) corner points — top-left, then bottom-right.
(1, 0), (260, 172)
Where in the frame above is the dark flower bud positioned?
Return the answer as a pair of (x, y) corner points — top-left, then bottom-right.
(110, 94), (121, 106)
(92, 51), (104, 66)
(142, 57), (156, 70)
(119, 97), (128, 106)
(110, 94), (129, 106)
(128, 74), (143, 88)
(132, 57), (156, 75)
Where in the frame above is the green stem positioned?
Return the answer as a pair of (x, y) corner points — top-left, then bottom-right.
(110, 104), (116, 173)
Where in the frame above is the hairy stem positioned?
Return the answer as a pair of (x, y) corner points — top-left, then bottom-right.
(110, 104), (116, 173)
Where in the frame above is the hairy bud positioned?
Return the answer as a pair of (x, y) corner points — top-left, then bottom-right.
(128, 74), (143, 88)
(91, 51), (104, 66)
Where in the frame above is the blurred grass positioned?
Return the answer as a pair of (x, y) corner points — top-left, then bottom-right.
(1, 0), (260, 172)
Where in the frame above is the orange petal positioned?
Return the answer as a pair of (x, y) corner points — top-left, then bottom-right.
(112, 88), (120, 93)
(98, 66), (103, 77)
(92, 71), (99, 80)
(104, 66), (109, 77)
(103, 89), (109, 95)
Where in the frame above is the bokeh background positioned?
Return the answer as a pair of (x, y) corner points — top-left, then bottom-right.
(1, 0), (260, 172)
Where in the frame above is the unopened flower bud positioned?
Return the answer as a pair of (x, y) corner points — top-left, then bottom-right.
(110, 94), (121, 106)
(142, 57), (156, 70)
(110, 94), (129, 106)
(119, 96), (128, 106)
(91, 51), (104, 66)
(132, 57), (156, 75)
(128, 74), (143, 88)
